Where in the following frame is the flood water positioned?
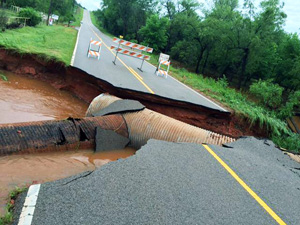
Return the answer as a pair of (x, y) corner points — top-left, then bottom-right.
(0, 70), (136, 216)
(0, 70), (88, 124)
(0, 148), (136, 215)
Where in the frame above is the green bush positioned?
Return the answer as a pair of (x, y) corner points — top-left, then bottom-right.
(272, 132), (300, 154)
(249, 79), (284, 109)
(18, 7), (41, 27)
(138, 15), (169, 51)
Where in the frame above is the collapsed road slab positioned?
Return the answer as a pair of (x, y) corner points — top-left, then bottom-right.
(13, 139), (300, 225)
(91, 99), (145, 117)
(95, 127), (130, 152)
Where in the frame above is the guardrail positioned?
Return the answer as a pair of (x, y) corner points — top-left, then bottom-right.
(8, 16), (29, 27)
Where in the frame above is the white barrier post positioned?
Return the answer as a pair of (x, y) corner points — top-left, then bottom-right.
(113, 35), (123, 65)
(138, 53), (146, 72)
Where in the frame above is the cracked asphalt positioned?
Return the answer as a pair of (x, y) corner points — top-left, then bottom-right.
(14, 138), (300, 224)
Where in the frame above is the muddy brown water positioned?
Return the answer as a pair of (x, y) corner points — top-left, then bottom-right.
(0, 70), (136, 216)
(0, 70), (88, 124)
(0, 148), (136, 216)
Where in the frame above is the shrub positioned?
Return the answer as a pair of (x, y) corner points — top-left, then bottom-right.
(18, 7), (41, 27)
(272, 132), (300, 153)
(278, 90), (300, 119)
(249, 79), (284, 109)
(0, 10), (8, 31)
(138, 15), (169, 51)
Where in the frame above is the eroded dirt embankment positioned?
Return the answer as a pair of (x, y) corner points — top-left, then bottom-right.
(0, 49), (268, 138)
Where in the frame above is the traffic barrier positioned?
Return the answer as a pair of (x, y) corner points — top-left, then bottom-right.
(111, 37), (153, 71)
(87, 38), (102, 60)
(112, 38), (153, 53)
(110, 46), (150, 60)
(156, 57), (170, 78)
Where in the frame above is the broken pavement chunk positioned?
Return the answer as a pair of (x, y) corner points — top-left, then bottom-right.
(95, 127), (130, 152)
(92, 99), (145, 117)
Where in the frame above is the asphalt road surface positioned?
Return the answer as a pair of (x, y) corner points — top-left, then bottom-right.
(14, 138), (300, 225)
(72, 10), (227, 112)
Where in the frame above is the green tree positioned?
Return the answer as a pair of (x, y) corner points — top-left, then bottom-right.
(138, 14), (169, 51)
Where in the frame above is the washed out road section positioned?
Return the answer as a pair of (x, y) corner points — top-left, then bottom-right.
(73, 10), (227, 112)
(15, 139), (300, 225)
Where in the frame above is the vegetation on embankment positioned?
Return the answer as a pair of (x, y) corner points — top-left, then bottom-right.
(0, 186), (27, 225)
(70, 5), (84, 27)
(90, 11), (114, 38)
(147, 55), (300, 153)
(0, 25), (77, 65)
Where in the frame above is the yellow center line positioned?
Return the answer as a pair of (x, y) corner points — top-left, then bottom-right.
(127, 67), (143, 81)
(88, 25), (154, 94)
(202, 144), (286, 225)
(129, 67), (143, 80)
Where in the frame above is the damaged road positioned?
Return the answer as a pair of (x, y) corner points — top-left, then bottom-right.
(13, 138), (300, 225)
(0, 48), (268, 138)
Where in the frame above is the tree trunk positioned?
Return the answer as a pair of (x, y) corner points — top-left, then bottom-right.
(47, 0), (53, 26)
(201, 50), (210, 74)
(195, 50), (204, 74)
(238, 48), (249, 89)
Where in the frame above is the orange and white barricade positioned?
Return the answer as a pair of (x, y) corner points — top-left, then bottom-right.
(87, 38), (102, 60)
(155, 53), (170, 78)
(111, 37), (153, 71)
(112, 37), (153, 53)
(156, 60), (170, 78)
(110, 46), (150, 60)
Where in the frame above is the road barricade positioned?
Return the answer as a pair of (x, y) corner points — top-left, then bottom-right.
(156, 53), (171, 78)
(156, 60), (170, 78)
(87, 38), (102, 60)
(111, 37), (153, 72)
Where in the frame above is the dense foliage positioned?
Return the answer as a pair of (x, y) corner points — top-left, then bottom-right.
(94, 0), (300, 151)
(18, 7), (41, 26)
(94, 0), (299, 92)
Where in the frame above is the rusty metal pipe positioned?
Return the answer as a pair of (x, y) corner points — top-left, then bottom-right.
(86, 94), (236, 149)
(0, 115), (128, 155)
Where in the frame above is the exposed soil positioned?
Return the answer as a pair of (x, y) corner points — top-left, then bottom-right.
(0, 49), (268, 138)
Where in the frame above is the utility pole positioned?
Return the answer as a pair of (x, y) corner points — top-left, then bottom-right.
(47, 0), (53, 26)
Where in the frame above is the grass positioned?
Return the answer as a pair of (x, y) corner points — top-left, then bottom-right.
(90, 12), (114, 38)
(0, 25), (77, 65)
(0, 187), (28, 225)
(0, 71), (8, 81)
(70, 6), (84, 27)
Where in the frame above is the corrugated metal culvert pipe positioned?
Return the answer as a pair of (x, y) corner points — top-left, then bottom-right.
(0, 115), (128, 155)
(86, 94), (236, 149)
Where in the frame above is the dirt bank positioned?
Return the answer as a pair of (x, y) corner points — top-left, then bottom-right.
(0, 49), (268, 138)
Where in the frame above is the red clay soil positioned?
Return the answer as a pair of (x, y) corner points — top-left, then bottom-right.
(0, 49), (268, 138)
